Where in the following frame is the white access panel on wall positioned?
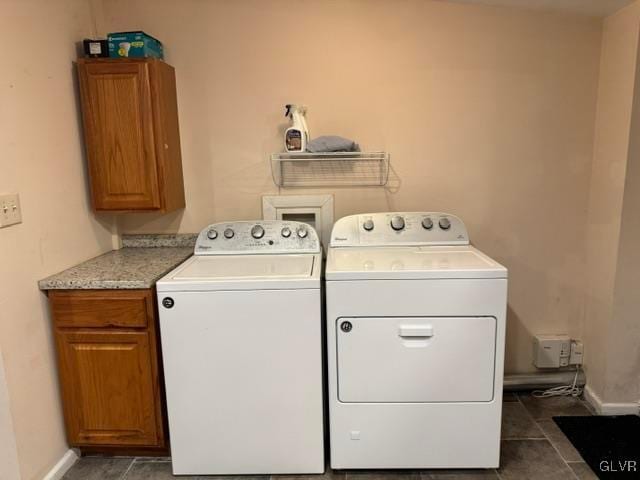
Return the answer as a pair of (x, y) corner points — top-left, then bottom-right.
(262, 195), (333, 249)
(336, 316), (497, 403)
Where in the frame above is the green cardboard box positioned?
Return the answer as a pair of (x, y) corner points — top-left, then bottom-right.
(107, 31), (164, 59)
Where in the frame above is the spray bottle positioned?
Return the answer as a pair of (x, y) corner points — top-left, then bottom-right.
(284, 104), (309, 152)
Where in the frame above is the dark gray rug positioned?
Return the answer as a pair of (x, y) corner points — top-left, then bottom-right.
(554, 415), (640, 479)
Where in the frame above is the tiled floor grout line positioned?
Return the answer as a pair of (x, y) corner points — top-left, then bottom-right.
(119, 457), (136, 480)
(534, 417), (581, 480)
(503, 437), (547, 441)
(516, 392), (583, 480)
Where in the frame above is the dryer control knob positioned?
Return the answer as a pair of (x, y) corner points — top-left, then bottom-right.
(390, 215), (405, 231)
(224, 228), (235, 239)
(206, 228), (218, 240)
(281, 227), (292, 238)
(296, 226), (308, 238)
(439, 217), (451, 230)
(422, 217), (433, 230)
(251, 225), (265, 239)
(363, 219), (374, 231)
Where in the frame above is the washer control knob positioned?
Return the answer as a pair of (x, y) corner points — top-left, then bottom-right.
(251, 225), (265, 239)
(421, 217), (433, 230)
(390, 215), (405, 231)
(363, 219), (374, 231)
(281, 227), (292, 238)
(224, 228), (235, 239)
(439, 217), (451, 230)
(296, 226), (308, 238)
(206, 228), (218, 240)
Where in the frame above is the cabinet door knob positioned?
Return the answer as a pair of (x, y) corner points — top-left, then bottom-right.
(164, 143), (169, 150)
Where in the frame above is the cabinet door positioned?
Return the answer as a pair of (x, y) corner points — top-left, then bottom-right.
(78, 61), (161, 210)
(56, 330), (160, 446)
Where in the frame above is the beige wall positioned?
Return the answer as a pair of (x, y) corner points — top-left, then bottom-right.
(0, 350), (20, 480)
(0, 1), (115, 479)
(600, 1), (640, 403)
(99, 0), (602, 373)
(583, 1), (640, 404)
(608, 76), (640, 402)
(0, 1), (632, 476)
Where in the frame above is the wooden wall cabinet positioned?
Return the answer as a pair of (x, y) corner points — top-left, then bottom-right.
(77, 58), (185, 212)
(49, 289), (167, 453)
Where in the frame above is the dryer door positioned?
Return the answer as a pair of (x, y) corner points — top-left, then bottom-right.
(336, 316), (496, 403)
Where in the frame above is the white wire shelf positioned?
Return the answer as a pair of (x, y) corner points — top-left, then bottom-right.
(271, 152), (390, 188)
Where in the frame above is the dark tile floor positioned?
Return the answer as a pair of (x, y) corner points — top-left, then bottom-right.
(63, 392), (597, 480)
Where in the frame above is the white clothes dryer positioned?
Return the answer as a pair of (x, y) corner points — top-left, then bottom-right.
(325, 212), (507, 469)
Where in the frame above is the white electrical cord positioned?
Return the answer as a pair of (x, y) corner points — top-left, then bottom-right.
(532, 366), (583, 398)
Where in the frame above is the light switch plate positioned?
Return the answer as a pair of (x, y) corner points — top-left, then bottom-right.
(0, 194), (22, 228)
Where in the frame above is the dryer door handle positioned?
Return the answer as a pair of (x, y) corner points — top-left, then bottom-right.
(398, 325), (433, 338)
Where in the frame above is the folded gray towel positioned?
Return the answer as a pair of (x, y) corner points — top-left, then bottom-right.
(306, 135), (360, 153)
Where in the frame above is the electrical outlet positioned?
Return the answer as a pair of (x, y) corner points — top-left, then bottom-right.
(533, 334), (571, 368)
(0, 194), (22, 228)
(570, 340), (584, 365)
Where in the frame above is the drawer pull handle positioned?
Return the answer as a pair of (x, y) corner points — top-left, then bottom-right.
(398, 325), (433, 338)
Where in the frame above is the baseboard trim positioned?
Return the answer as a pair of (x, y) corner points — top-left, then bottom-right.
(584, 384), (640, 415)
(42, 449), (78, 480)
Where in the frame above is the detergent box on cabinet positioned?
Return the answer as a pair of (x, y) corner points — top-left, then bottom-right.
(107, 31), (164, 59)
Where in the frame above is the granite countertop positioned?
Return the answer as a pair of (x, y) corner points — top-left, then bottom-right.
(38, 234), (196, 290)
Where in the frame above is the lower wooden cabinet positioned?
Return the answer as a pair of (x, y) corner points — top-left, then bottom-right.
(48, 289), (167, 453)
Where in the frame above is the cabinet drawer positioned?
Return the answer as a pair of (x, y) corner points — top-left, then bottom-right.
(50, 290), (153, 328)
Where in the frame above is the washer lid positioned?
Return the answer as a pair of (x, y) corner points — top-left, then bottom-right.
(157, 254), (320, 291)
(325, 246), (507, 280)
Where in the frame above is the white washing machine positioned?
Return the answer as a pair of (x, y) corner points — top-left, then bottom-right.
(157, 220), (324, 475)
(325, 212), (507, 469)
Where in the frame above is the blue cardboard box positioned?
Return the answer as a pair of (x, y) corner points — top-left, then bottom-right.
(107, 31), (164, 59)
